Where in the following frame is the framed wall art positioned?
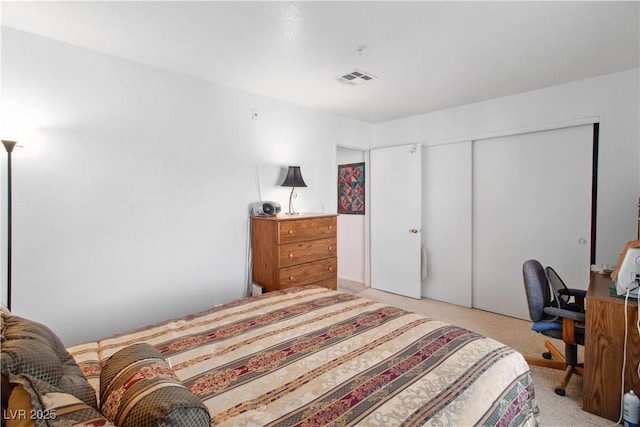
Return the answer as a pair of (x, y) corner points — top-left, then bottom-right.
(338, 162), (365, 215)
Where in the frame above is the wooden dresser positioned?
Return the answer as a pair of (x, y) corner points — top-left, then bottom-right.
(251, 213), (337, 292)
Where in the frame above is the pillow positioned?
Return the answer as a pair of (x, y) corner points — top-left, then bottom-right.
(0, 314), (98, 410)
(39, 392), (113, 427)
(4, 380), (34, 427)
(0, 303), (10, 317)
(66, 342), (102, 405)
(2, 379), (112, 427)
(100, 343), (210, 427)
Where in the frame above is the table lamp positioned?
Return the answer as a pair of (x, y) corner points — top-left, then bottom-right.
(280, 166), (307, 215)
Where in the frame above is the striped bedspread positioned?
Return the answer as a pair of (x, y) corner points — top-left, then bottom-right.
(69, 286), (538, 426)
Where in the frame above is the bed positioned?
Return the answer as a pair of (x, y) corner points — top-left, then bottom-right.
(68, 285), (538, 426)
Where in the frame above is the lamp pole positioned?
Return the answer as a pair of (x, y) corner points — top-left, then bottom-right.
(2, 140), (16, 311)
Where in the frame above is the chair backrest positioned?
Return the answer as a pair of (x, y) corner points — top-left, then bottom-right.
(522, 259), (553, 322)
(545, 266), (570, 308)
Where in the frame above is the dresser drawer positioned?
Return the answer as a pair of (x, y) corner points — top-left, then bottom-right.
(279, 257), (337, 288)
(279, 216), (337, 244)
(279, 237), (337, 268)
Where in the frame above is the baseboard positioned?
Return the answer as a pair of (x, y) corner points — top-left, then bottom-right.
(337, 277), (367, 294)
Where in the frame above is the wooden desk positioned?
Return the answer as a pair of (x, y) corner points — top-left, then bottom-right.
(582, 273), (640, 421)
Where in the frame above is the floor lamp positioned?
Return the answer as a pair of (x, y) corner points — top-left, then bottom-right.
(2, 140), (16, 311)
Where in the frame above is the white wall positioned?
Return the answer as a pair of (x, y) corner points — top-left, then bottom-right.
(1, 28), (373, 345)
(375, 69), (640, 267)
(336, 147), (366, 284)
(2, 27), (637, 344)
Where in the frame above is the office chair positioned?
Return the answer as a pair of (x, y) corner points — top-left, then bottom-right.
(522, 259), (586, 396)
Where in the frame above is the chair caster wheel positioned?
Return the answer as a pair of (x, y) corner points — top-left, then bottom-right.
(555, 388), (566, 396)
(542, 352), (552, 360)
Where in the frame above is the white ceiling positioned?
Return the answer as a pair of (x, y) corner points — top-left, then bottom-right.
(2, 1), (639, 123)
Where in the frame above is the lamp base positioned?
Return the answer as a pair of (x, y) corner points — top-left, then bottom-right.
(287, 187), (300, 216)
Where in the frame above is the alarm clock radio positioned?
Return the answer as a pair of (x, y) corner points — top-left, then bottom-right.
(250, 201), (281, 217)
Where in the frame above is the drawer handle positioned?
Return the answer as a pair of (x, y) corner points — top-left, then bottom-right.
(328, 267), (334, 272)
(288, 253), (294, 259)
(328, 246), (333, 251)
(288, 230), (293, 234)
(328, 225), (333, 230)
(289, 276), (295, 281)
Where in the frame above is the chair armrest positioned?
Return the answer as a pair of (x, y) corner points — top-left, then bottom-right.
(558, 288), (587, 299)
(558, 288), (586, 308)
(543, 306), (586, 323)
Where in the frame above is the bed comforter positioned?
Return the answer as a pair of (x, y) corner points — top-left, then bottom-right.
(69, 286), (538, 426)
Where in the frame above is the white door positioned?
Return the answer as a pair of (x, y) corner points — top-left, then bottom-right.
(473, 125), (593, 319)
(370, 144), (422, 299)
(422, 141), (472, 306)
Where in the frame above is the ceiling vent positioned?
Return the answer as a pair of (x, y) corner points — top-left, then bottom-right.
(336, 69), (377, 86)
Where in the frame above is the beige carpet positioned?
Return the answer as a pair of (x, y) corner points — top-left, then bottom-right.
(337, 281), (616, 426)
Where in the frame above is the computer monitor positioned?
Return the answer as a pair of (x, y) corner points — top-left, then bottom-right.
(613, 245), (640, 296)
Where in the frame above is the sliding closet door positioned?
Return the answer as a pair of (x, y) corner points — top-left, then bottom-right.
(422, 141), (472, 307)
(473, 125), (593, 320)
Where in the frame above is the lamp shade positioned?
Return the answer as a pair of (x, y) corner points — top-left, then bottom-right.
(281, 166), (307, 188)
